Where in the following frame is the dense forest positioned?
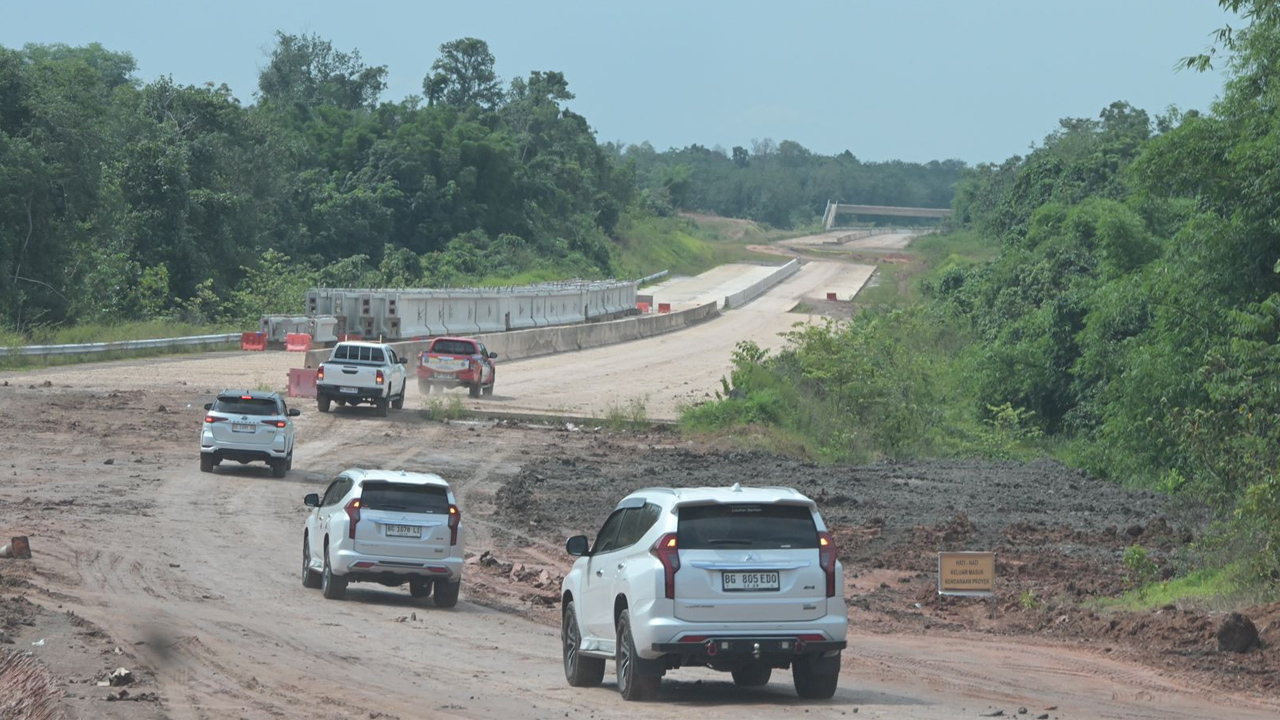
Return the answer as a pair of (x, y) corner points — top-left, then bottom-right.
(690, 0), (1280, 583)
(616, 140), (964, 229)
(0, 33), (963, 335)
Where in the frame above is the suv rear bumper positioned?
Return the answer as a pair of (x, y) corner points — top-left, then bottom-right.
(331, 548), (463, 583)
(652, 637), (846, 658)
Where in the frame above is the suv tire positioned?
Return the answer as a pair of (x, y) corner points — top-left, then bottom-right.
(200, 454), (215, 473)
(317, 395), (331, 413)
(375, 396), (390, 418)
(732, 663), (773, 687)
(392, 389), (405, 410)
(409, 578), (433, 598)
(792, 653), (840, 699)
(302, 537), (322, 589)
(321, 547), (347, 600)
(433, 578), (460, 608)
(616, 609), (659, 701)
(562, 600), (605, 687)
(271, 459), (287, 478)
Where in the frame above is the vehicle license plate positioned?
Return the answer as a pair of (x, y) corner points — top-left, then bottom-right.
(232, 423), (255, 433)
(722, 571), (780, 592)
(385, 524), (422, 539)
(340, 386), (358, 394)
(429, 359), (468, 371)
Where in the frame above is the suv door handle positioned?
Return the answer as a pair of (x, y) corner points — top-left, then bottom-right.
(594, 570), (603, 577)
(616, 563), (625, 570)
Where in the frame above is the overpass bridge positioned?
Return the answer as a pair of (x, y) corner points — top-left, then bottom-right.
(822, 201), (951, 229)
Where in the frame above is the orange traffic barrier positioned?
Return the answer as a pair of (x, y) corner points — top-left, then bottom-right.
(636, 302), (651, 313)
(658, 303), (671, 314)
(288, 368), (319, 398)
(285, 333), (312, 352)
(826, 292), (838, 301)
(240, 332), (266, 351)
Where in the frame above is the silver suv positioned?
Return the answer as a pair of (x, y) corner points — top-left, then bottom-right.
(560, 484), (847, 701)
(302, 469), (464, 607)
(200, 390), (300, 477)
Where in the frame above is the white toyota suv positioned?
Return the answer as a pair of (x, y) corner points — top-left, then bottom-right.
(200, 390), (300, 477)
(560, 484), (847, 701)
(301, 469), (464, 607)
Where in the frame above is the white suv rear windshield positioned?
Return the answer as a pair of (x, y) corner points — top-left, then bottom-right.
(212, 397), (278, 415)
(333, 345), (386, 363)
(677, 504), (818, 550)
(360, 481), (450, 513)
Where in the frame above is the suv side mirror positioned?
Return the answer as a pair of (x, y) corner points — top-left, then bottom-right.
(488, 352), (498, 359)
(399, 357), (408, 365)
(203, 402), (213, 410)
(566, 535), (590, 556)
(303, 493), (320, 508)
(288, 408), (301, 417)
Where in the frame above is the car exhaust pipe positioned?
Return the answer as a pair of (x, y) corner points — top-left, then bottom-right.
(705, 640), (717, 657)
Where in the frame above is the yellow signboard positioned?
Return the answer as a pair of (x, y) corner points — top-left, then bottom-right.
(937, 552), (996, 596)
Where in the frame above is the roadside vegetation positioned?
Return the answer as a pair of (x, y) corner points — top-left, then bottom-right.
(0, 34), (958, 346)
(684, 0), (1280, 595)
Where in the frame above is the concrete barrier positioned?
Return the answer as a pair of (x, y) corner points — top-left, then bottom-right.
(304, 301), (720, 369)
(723, 260), (800, 310)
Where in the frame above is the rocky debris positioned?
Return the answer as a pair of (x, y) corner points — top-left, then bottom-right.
(103, 458), (114, 465)
(98, 667), (133, 687)
(1, 536), (32, 559)
(1217, 612), (1260, 653)
(105, 689), (159, 702)
(0, 630), (12, 644)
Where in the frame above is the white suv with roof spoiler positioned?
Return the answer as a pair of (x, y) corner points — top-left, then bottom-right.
(200, 390), (300, 477)
(301, 469), (464, 608)
(560, 484), (847, 701)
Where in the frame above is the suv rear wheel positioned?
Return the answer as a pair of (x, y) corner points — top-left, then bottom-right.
(317, 395), (331, 413)
(200, 454), (215, 473)
(732, 663), (772, 687)
(271, 459), (287, 478)
(433, 578), (460, 608)
(792, 653), (840, 699)
(616, 609), (659, 701)
(562, 600), (604, 687)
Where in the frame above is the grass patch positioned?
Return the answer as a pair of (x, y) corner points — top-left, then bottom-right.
(615, 213), (784, 279)
(1095, 564), (1268, 612)
(420, 395), (469, 421)
(599, 396), (650, 430)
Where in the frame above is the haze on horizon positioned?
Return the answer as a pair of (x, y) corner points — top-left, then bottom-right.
(3, 0), (1236, 165)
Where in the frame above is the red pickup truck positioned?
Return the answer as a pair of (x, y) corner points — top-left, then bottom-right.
(417, 337), (497, 398)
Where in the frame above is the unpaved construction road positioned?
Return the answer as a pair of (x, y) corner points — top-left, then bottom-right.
(2, 233), (1278, 719)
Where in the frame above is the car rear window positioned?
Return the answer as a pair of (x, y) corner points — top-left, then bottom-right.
(430, 340), (476, 355)
(359, 481), (450, 514)
(677, 504), (818, 550)
(333, 345), (386, 363)
(212, 397), (278, 416)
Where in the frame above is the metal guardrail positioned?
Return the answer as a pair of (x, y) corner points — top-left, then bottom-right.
(0, 333), (241, 358)
(638, 270), (670, 285)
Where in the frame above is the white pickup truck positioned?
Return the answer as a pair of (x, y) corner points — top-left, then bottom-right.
(316, 341), (409, 417)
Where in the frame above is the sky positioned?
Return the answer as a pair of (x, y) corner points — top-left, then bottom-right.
(2, 0), (1238, 165)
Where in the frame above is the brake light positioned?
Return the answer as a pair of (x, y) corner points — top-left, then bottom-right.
(447, 504), (461, 546)
(375, 370), (385, 385)
(317, 366), (325, 381)
(818, 531), (838, 598)
(260, 419), (287, 428)
(345, 498), (362, 539)
(241, 395), (253, 400)
(204, 415), (226, 423)
(650, 533), (680, 599)
(677, 635), (708, 643)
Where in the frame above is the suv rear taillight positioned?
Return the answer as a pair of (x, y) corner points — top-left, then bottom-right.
(447, 504), (461, 545)
(345, 498), (362, 539)
(375, 370), (385, 385)
(204, 415), (226, 423)
(818, 531), (838, 598)
(651, 533), (680, 599)
(260, 419), (287, 428)
(317, 366), (325, 381)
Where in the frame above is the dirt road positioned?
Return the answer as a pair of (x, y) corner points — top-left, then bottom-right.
(2, 232), (1277, 719)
